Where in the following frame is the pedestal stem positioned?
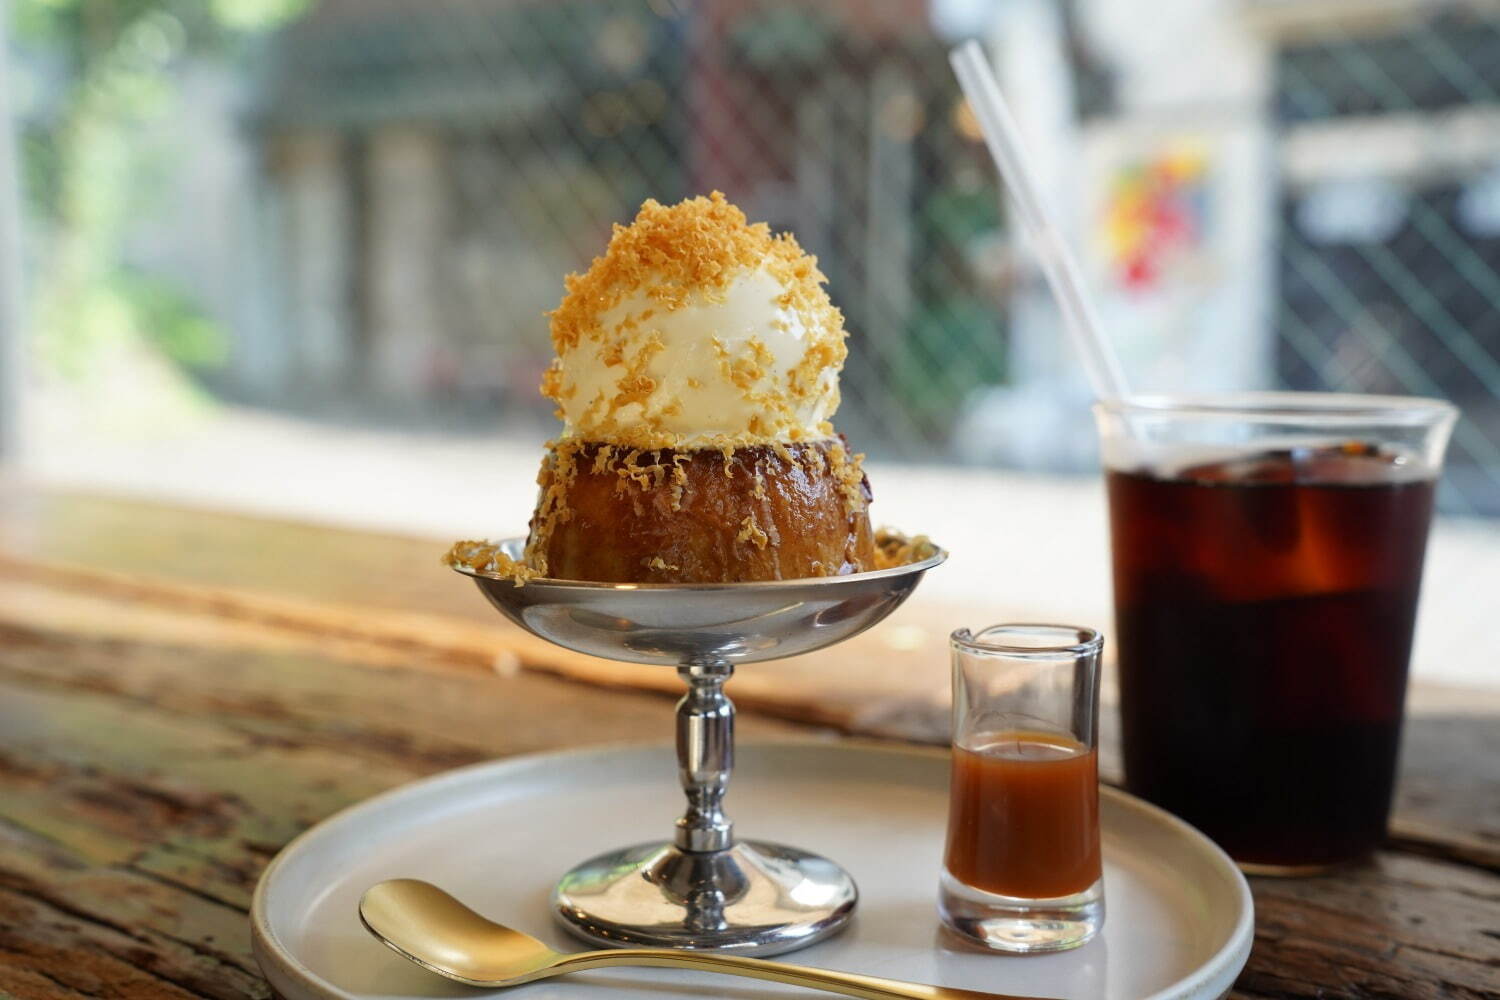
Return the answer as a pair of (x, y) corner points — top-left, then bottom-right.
(675, 658), (734, 853)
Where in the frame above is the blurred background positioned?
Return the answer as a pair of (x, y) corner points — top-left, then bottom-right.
(2, 0), (1498, 682)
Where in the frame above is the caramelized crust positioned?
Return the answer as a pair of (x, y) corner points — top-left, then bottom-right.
(527, 438), (876, 583)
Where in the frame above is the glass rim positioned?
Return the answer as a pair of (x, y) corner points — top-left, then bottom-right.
(951, 623), (1103, 658)
(1094, 391), (1456, 426)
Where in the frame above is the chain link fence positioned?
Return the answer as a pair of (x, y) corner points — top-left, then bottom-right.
(241, 0), (1007, 456)
(1274, 11), (1500, 514)
(10, 0), (1500, 513)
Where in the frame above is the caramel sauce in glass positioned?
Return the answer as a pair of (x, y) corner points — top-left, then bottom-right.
(944, 730), (1101, 899)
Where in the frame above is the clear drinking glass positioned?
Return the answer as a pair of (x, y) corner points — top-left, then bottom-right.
(1094, 392), (1457, 874)
(939, 624), (1105, 953)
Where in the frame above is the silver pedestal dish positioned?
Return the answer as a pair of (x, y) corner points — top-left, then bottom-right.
(454, 537), (945, 957)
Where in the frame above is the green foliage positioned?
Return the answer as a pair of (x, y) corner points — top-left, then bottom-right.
(18, 128), (61, 219)
(887, 295), (1005, 441)
(872, 181), (1006, 441)
(12, 0), (308, 383)
(211, 0), (309, 32)
(37, 270), (227, 376)
(122, 272), (229, 368)
(10, 0), (308, 53)
(923, 186), (1002, 248)
(731, 9), (834, 69)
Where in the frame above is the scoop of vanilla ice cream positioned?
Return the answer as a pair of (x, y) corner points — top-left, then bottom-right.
(553, 267), (838, 447)
(543, 193), (849, 450)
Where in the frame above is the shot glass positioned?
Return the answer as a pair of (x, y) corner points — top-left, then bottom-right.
(939, 624), (1105, 953)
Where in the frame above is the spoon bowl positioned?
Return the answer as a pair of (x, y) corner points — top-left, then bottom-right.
(360, 880), (562, 985)
(358, 878), (1054, 1000)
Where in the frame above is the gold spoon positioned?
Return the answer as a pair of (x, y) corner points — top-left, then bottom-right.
(359, 879), (1056, 1000)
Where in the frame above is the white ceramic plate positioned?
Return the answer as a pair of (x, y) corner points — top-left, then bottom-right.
(252, 741), (1252, 1000)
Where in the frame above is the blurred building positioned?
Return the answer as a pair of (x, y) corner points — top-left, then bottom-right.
(237, 0), (1003, 453)
(958, 0), (1500, 513)
(240, 0), (686, 420)
(1265, 2), (1500, 511)
(13, 0), (1498, 510)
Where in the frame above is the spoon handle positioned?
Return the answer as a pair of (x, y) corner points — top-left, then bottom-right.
(560, 949), (1058, 1000)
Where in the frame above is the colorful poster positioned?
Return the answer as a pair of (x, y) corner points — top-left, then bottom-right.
(1100, 142), (1210, 292)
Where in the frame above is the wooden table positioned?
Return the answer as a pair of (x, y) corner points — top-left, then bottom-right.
(0, 487), (1496, 1000)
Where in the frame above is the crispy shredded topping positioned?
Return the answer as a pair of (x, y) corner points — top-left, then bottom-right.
(549, 192), (835, 353)
(736, 515), (770, 549)
(523, 440), (586, 576)
(827, 440), (869, 514)
(444, 541), (539, 586)
(873, 527), (938, 569)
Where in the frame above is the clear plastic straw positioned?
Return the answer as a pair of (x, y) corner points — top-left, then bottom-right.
(949, 40), (1129, 401)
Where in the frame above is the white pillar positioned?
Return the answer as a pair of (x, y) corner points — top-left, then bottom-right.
(866, 62), (918, 447)
(0, 0), (25, 460)
(796, 77), (834, 266)
(1077, 0), (1276, 392)
(985, 0), (1086, 394)
(366, 126), (445, 403)
(281, 131), (353, 391)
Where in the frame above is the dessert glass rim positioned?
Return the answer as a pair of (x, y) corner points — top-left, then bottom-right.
(1096, 391), (1456, 425)
(450, 535), (947, 591)
(951, 623), (1103, 659)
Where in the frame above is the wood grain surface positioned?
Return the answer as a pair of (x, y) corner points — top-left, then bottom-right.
(0, 485), (1496, 999)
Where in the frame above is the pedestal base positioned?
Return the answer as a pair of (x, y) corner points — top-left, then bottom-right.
(552, 840), (857, 956)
